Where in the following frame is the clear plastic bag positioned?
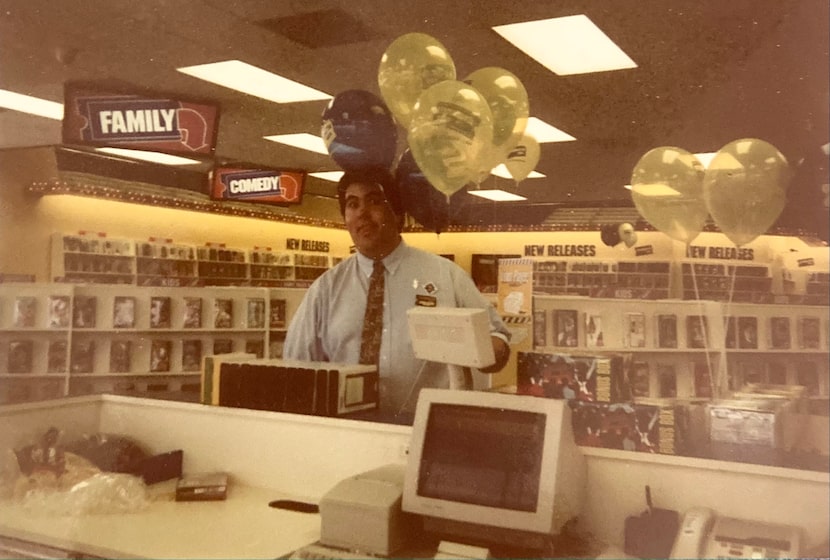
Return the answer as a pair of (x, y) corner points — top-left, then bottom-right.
(4, 427), (150, 516)
(19, 472), (149, 516)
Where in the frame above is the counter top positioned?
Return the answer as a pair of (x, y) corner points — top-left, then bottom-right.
(0, 481), (321, 559)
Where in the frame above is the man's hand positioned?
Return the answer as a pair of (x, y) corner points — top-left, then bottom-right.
(479, 336), (510, 373)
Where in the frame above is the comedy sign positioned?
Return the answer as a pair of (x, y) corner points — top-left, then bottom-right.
(211, 166), (306, 205)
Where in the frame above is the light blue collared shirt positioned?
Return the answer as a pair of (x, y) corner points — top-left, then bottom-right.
(283, 240), (509, 418)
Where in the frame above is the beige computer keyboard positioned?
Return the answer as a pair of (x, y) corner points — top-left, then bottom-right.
(288, 542), (381, 560)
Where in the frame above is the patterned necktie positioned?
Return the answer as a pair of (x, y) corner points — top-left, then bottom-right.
(359, 260), (385, 365)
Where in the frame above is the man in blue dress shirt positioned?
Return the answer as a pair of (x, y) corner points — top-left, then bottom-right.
(284, 168), (510, 422)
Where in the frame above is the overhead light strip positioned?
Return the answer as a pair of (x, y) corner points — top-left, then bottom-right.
(178, 60), (332, 103)
(493, 15), (637, 76)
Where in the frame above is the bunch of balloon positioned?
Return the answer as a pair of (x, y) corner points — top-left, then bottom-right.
(630, 146), (708, 245)
(378, 33), (456, 129)
(320, 89), (398, 171)
(395, 149), (464, 234)
(406, 79), (495, 200)
(504, 134), (541, 183)
(702, 138), (791, 247)
(463, 67), (530, 183)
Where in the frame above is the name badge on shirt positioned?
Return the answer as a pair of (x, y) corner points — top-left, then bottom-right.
(415, 294), (437, 307)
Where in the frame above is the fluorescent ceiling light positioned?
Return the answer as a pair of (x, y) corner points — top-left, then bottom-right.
(0, 89), (63, 119)
(525, 117), (575, 143)
(178, 60), (332, 103)
(468, 189), (527, 202)
(491, 164), (546, 180)
(309, 171), (344, 182)
(95, 147), (202, 165)
(493, 15), (637, 76)
(264, 133), (329, 154)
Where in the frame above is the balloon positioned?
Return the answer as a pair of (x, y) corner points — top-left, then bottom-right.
(464, 67), (529, 178)
(378, 33), (456, 129)
(320, 90), (397, 171)
(504, 134), (540, 182)
(703, 138), (790, 246)
(630, 146), (707, 244)
(395, 149), (464, 233)
(407, 80), (493, 198)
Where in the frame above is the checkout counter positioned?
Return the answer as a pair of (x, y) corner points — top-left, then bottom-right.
(1, 394), (828, 558)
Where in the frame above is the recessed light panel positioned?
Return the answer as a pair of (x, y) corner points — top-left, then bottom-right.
(468, 189), (528, 202)
(525, 117), (575, 143)
(309, 171), (344, 182)
(95, 147), (202, 165)
(0, 89), (63, 119)
(493, 15), (637, 76)
(178, 60), (332, 103)
(264, 133), (329, 154)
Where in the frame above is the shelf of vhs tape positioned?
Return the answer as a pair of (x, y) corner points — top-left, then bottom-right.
(0, 282), (306, 405)
(516, 294), (829, 470)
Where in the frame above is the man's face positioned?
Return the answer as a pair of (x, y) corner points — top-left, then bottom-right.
(343, 182), (401, 259)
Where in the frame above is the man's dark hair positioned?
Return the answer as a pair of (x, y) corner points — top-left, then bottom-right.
(337, 167), (404, 217)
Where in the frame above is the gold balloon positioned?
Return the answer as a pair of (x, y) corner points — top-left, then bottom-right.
(408, 80), (494, 198)
(504, 134), (540, 183)
(378, 33), (456, 129)
(464, 67), (529, 177)
(630, 146), (707, 244)
(703, 138), (790, 246)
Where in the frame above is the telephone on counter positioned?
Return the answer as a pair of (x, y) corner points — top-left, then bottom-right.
(669, 507), (801, 559)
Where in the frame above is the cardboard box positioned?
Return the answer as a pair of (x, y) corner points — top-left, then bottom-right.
(517, 352), (628, 403)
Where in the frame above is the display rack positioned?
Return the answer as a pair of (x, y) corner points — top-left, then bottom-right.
(136, 239), (199, 287)
(195, 244), (249, 286)
(531, 259), (673, 299)
(531, 295), (829, 401)
(0, 283), (306, 405)
(50, 232), (345, 287)
(680, 261), (773, 303)
(50, 232), (135, 284)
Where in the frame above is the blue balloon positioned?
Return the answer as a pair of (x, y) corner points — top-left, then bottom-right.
(321, 90), (397, 171)
(395, 149), (464, 233)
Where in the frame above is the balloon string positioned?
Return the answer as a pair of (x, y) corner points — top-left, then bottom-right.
(720, 262), (739, 392)
(688, 252), (716, 398)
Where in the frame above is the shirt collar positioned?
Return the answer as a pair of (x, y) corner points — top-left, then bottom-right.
(356, 240), (408, 277)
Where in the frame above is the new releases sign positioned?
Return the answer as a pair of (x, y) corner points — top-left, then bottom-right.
(63, 83), (219, 156)
(211, 166), (306, 205)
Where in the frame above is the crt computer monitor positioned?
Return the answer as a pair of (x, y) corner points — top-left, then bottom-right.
(401, 388), (587, 555)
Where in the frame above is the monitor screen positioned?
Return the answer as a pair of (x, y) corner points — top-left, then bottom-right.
(402, 389), (586, 554)
(417, 403), (544, 512)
